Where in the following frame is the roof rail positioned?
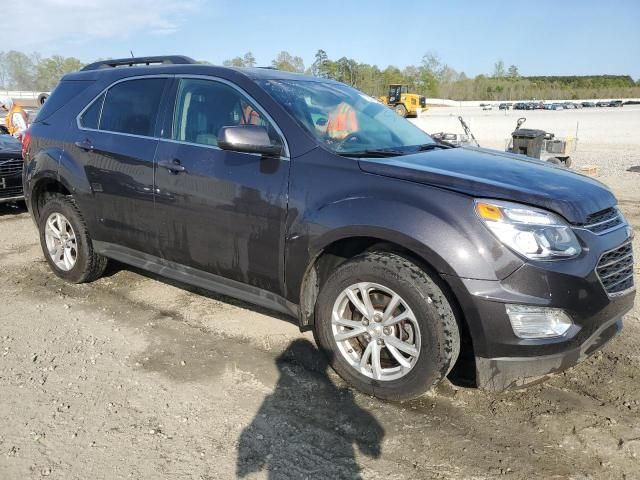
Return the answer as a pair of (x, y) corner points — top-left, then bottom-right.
(81, 55), (197, 72)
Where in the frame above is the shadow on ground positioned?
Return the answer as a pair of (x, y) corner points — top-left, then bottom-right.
(237, 339), (384, 480)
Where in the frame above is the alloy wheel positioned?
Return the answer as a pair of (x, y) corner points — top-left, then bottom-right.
(44, 212), (78, 271)
(331, 282), (421, 381)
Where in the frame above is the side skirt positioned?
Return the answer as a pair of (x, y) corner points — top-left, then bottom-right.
(93, 241), (300, 320)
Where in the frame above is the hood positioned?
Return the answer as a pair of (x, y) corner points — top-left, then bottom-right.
(358, 146), (616, 224)
(0, 133), (22, 157)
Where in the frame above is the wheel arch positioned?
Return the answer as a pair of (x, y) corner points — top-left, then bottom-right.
(297, 232), (477, 384)
(29, 175), (72, 221)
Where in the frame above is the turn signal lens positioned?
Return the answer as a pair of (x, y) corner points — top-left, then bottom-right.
(476, 202), (503, 221)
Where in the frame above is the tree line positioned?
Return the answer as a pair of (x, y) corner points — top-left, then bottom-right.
(2, 49), (639, 101)
(226, 50), (640, 100)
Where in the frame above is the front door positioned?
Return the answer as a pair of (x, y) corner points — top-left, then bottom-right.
(153, 78), (290, 294)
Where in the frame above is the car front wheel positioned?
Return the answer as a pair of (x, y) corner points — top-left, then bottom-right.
(314, 252), (460, 401)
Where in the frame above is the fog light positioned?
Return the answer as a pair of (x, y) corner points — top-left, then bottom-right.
(505, 305), (573, 339)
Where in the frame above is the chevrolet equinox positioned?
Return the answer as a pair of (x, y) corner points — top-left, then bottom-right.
(23, 56), (635, 400)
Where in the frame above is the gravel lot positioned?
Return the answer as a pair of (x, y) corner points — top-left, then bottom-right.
(1, 107), (639, 479)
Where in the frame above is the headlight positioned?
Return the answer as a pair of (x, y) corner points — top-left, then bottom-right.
(475, 199), (581, 260)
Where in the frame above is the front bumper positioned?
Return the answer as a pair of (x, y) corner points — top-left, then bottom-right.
(475, 317), (622, 390)
(444, 225), (636, 390)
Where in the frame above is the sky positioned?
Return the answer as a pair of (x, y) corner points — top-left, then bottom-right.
(8, 0), (640, 79)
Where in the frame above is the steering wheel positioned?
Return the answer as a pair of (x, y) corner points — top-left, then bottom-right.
(336, 132), (371, 148)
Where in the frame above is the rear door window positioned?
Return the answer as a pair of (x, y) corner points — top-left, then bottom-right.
(99, 78), (167, 137)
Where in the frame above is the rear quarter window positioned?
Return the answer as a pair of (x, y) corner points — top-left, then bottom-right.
(34, 80), (94, 123)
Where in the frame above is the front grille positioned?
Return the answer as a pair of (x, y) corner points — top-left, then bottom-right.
(0, 186), (23, 199)
(596, 241), (635, 295)
(0, 158), (23, 176)
(583, 207), (623, 234)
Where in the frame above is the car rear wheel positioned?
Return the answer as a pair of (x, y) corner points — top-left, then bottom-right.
(314, 252), (460, 400)
(38, 196), (108, 283)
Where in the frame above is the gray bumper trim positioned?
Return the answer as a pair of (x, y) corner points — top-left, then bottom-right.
(476, 317), (623, 391)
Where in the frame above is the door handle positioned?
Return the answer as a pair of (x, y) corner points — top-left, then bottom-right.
(158, 159), (186, 174)
(74, 138), (94, 151)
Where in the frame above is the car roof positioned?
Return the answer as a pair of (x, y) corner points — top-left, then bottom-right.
(62, 63), (337, 84)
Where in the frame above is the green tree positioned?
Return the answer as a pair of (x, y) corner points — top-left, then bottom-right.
(223, 52), (256, 68)
(493, 60), (506, 78)
(311, 49), (331, 78)
(35, 55), (84, 90)
(507, 64), (520, 78)
(3, 50), (36, 89)
(243, 52), (256, 68)
(271, 51), (304, 73)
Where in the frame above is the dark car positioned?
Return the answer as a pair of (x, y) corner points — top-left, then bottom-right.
(498, 103), (509, 110)
(0, 128), (24, 204)
(596, 101), (611, 107)
(582, 102), (595, 108)
(22, 56), (635, 400)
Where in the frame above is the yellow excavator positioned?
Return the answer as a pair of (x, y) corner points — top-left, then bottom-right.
(377, 84), (428, 117)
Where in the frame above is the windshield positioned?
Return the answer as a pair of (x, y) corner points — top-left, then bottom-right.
(257, 79), (435, 155)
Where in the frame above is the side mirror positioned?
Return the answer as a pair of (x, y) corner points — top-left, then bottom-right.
(217, 125), (283, 157)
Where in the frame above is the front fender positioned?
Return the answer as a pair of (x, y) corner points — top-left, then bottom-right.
(285, 192), (524, 304)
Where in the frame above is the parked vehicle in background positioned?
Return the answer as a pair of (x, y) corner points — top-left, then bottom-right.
(563, 102), (576, 109)
(581, 102), (595, 108)
(498, 103), (510, 110)
(22, 56), (636, 400)
(482, 104), (493, 111)
(596, 101), (610, 107)
(610, 100), (623, 107)
(0, 127), (24, 204)
(513, 102), (526, 110)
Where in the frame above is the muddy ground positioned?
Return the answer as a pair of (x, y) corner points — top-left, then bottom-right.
(1, 147), (639, 479)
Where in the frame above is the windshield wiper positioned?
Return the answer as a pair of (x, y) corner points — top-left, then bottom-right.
(340, 149), (407, 158)
(416, 143), (453, 151)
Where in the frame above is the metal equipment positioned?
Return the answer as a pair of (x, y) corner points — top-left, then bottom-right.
(506, 117), (575, 167)
(431, 116), (479, 147)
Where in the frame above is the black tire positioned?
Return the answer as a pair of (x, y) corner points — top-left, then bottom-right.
(394, 104), (408, 117)
(38, 93), (49, 105)
(38, 195), (108, 283)
(561, 156), (572, 168)
(313, 252), (460, 401)
(547, 157), (562, 165)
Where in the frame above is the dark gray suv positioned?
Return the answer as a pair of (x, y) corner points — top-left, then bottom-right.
(23, 56), (635, 400)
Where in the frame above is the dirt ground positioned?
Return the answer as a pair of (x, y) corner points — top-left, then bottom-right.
(1, 109), (640, 479)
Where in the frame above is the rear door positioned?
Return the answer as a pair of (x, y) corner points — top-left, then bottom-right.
(153, 77), (290, 294)
(73, 76), (170, 255)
